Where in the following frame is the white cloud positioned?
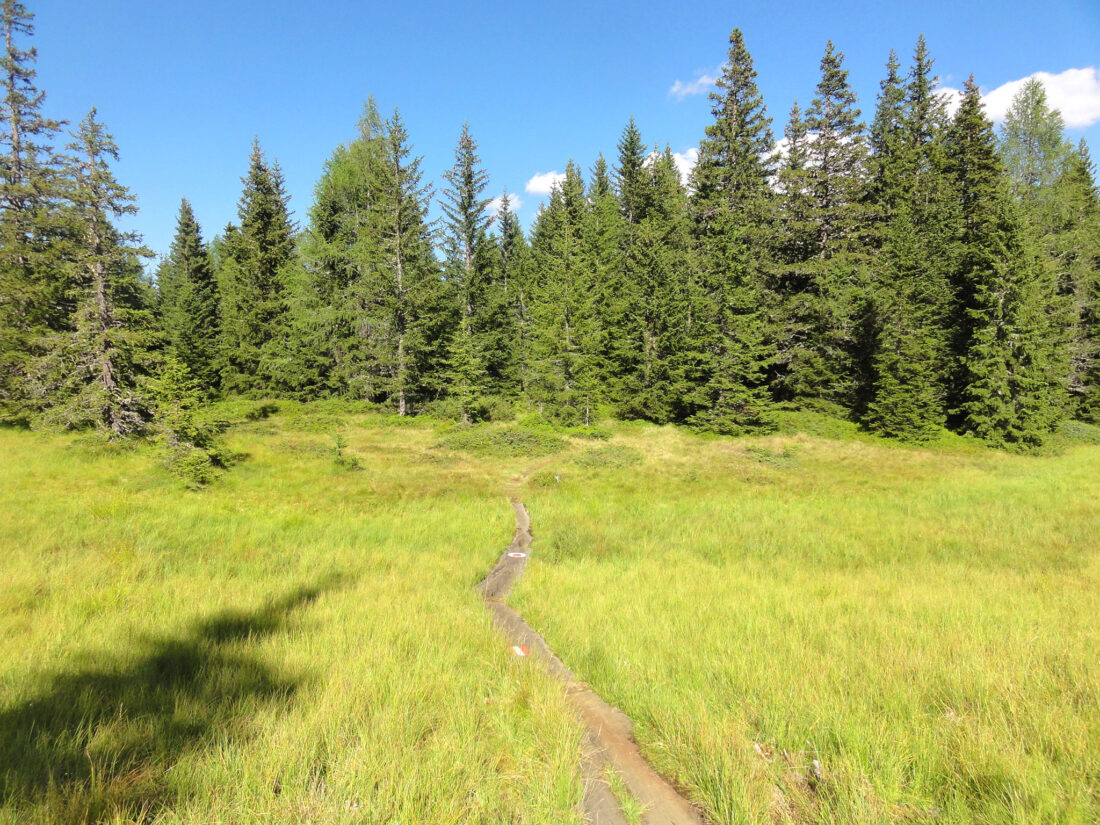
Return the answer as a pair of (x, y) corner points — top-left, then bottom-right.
(488, 192), (522, 215)
(936, 87), (965, 118)
(669, 71), (717, 101)
(525, 171), (566, 196)
(672, 147), (699, 182)
(937, 67), (1100, 128)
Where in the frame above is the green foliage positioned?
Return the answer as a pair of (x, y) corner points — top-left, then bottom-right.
(436, 425), (565, 457)
(218, 140), (296, 396)
(946, 78), (1062, 447)
(152, 356), (227, 486)
(158, 199), (221, 392)
(27, 110), (157, 438)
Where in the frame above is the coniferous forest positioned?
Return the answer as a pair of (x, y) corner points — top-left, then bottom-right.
(3, 0), (1099, 468)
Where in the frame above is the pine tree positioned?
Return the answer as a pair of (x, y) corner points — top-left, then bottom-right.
(220, 139), (295, 396)
(0, 0), (65, 418)
(157, 199), (220, 392)
(440, 123), (497, 416)
(528, 160), (603, 421)
(495, 191), (534, 393)
(29, 110), (155, 436)
(363, 109), (445, 414)
(946, 78), (1060, 446)
(773, 43), (871, 409)
(1047, 140), (1100, 419)
(688, 28), (776, 433)
(583, 154), (623, 398)
(615, 117), (648, 225)
(863, 36), (957, 437)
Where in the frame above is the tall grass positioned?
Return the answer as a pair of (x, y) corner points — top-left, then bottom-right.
(0, 412), (583, 824)
(3, 408), (1097, 824)
(514, 426), (1100, 824)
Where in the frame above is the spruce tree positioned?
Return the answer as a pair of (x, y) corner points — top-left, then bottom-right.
(528, 160), (603, 421)
(29, 110), (155, 436)
(615, 117), (648, 226)
(0, 0), (65, 418)
(863, 36), (957, 437)
(220, 139), (295, 396)
(583, 154), (623, 400)
(440, 123), (507, 415)
(364, 109), (445, 414)
(634, 149), (698, 423)
(1047, 140), (1100, 418)
(688, 28), (776, 433)
(495, 191), (534, 393)
(773, 43), (871, 409)
(946, 78), (1060, 446)
(157, 199), (220, 392)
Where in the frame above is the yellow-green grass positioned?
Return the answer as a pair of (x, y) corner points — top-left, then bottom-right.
(4, 405), (1098, 825)
(0, 407), (584, 824)
(514, 425), (1100, 825)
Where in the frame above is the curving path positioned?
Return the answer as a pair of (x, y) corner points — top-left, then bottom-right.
(478, 500), (708, 825)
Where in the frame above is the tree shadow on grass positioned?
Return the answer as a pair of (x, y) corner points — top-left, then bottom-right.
(0, 577), (345, 822)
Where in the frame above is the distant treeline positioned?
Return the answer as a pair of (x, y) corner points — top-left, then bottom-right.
(2, 0), (1098, 450)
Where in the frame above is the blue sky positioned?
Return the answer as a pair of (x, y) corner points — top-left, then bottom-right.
(27, 0), (1100, 259)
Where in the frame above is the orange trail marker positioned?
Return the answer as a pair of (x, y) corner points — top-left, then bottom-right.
(508, 552), (527, 558)
(512, 645), (529, 657)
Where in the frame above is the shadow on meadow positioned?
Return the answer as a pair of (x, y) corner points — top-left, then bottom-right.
(0, 578), (343, 821)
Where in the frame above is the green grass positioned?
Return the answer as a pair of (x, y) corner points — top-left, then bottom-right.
(2, 406), (1097, 824)
(513, 426), (1100, 824)
(0, 412), (583, 824)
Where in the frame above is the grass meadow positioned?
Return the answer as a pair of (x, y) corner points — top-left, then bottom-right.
(515, 420), (1100, 824)
(1, 403), (1097, 823)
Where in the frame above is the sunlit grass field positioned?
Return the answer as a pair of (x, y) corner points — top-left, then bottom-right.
(515, 422), (1100, 824)
(2, 403), (1097, 824)
(0, 405), (583, 824)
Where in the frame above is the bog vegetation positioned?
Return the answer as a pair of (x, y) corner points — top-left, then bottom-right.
(2, 0), (1099, 823)
(0, 407), (1097, 823)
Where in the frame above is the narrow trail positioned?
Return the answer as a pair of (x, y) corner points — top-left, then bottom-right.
(478, 500), (708, 825)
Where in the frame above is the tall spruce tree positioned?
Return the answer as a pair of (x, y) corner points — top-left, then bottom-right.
(863, 37), (957, 438)
(29, 110), (155, 436)
(946, 78), (1060, 446)
(616, 148), (698, 423)
(582, 154), (623, 399)
(494, 191), (534, 393)
(219, 139), (295, 396)
(1044, 140), (1100, 418)
(528, 160), (603, 421)
(689, 28), (776, 433)
(440, 123), (514, 415)
(0, 0), (65, 418)
(157, 199), (220, 391)
(365, 109), (446, 414)
(774, 43), (871, 408)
